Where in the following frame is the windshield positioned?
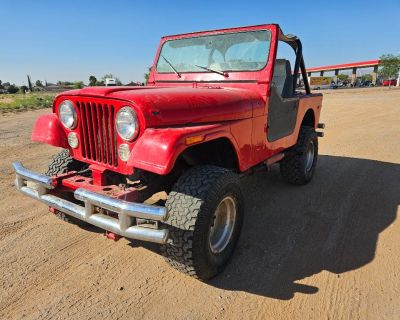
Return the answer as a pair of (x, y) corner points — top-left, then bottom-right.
(156, 30), (271, 73)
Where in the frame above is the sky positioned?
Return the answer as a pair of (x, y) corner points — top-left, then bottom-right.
(1, 0), (399, 85)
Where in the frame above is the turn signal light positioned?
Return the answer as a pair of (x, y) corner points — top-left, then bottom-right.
(67, 132), (79, 148)
(185, 135), (205, 145)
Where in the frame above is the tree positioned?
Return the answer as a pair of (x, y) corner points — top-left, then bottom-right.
(337, 74), (348, 82)
(361, 74), (372, 83)
(89, 75), (97, 86)
(7, 84), (19, 94)
(0, 80), (3, 89)
(73, 81), (84, 89)
(35, 80), (43, 87)
(379, 54), (400, 87)
(144, 67), (152, 84)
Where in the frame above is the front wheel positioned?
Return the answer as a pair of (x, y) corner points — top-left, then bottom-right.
(280, 126), (318, 185)
(161, 166), (243, 280)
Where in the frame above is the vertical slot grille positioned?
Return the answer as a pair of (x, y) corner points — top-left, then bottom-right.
(77, 101), (118, 167)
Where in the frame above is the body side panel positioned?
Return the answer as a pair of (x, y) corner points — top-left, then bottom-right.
(267, 95), (322, 148)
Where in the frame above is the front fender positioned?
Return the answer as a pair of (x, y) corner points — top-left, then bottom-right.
(31, 113), (69, 148)
(128, 124), (239, 175)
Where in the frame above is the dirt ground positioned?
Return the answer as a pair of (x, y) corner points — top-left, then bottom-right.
(0, 87), (399, 319)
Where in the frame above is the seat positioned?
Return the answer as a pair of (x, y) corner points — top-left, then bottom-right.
(272, 59), (293, 98)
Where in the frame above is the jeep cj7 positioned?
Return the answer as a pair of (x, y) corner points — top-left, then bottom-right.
(13, 24), (324, 280)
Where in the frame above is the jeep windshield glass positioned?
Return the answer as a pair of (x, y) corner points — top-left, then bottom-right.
(156, 30), (271, 74)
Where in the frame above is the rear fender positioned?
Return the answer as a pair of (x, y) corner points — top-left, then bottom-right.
(31, 113), (69, 148)
(128, 124), (239, 175)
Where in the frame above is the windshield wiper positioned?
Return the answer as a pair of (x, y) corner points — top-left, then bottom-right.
(195, 65), (228, 77)
(161, 55), (181, 78)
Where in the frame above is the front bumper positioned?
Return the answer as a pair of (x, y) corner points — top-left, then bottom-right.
(12, 162), (169, 244)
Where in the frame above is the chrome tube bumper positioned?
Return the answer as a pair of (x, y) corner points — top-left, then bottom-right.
(12, 162), (169, 244)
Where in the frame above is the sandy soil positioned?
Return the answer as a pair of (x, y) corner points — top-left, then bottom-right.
(0, 87), (399, 319)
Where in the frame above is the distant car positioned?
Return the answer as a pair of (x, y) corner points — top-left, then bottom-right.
(105, 78), (117, 86)
(330, 82), (338, 89)
(336, 81), (344, 87)
(362, 81), (373, 87)
(329, 81), (338, 89)
(383, 79), (397, 86)
(309, 76), (331, 90)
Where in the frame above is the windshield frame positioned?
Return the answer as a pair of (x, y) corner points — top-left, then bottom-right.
(155, 29), (272, 75)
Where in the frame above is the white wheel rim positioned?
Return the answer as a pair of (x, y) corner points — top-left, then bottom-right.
(306, 141), (315, 172)
(209, 196), (237, 254)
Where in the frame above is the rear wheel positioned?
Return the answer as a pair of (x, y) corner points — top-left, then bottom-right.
(161, 165), (243, 280)
(46, 149), (88, 224)
(280, 126), (318, 185)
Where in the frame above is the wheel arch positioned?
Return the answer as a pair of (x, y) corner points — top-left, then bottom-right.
(178, 137), (239, 172)
(301, 108), (316, 127)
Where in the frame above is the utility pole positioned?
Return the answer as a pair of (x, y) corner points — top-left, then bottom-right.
(27, 75), (33, 92)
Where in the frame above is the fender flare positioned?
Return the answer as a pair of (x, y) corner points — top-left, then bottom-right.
(31, 113), (69, 148)
(128, 124), (240, 175)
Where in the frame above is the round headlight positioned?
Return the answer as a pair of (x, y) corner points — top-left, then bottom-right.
(116, 107), (139, 141)
(59, 100), (77, 129)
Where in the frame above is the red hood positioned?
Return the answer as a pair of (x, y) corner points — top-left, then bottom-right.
(60, 86), (262, 126)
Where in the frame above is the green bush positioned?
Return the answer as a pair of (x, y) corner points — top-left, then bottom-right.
(7, 85), (19, 94)
(0, 93), (55, 113)
(74, 81), (84, 89)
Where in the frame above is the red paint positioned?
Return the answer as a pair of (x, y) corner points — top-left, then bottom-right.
(306, 60), (380, 72)
(59, 175), (139, 201)
(31, 113), (69, 148)
(50, 96), (136, 175)
(383, 79), (397, 86)
(128, 123), (240, 174)
(89, 164), (107, 186)
(32, 23), (322, 181)
(105, 232), (121, 241)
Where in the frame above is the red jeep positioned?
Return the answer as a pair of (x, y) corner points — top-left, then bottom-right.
(13, 24), (323, 280)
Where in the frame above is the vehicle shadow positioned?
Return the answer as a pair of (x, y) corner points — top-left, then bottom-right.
(208, 155), (399, 299)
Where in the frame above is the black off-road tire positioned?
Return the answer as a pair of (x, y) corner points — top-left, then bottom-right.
(161, 166), (244, 280)
(46, 149), (88, 224)
(280, 126), (318, 185)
